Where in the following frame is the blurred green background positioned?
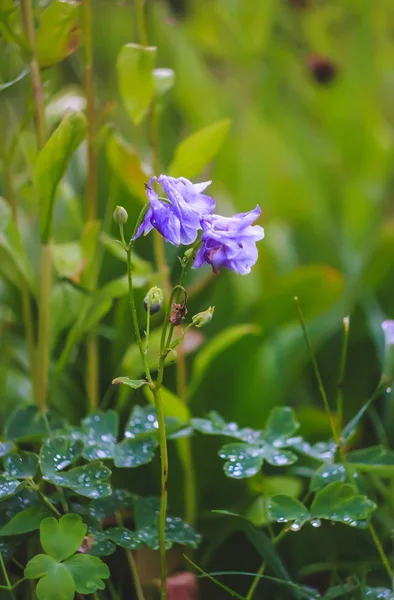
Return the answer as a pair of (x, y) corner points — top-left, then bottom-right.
(2, 0), (394, 597)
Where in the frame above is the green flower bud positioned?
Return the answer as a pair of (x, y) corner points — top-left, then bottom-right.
(192, 306), (215, 328)
(113, 205), (128, 225)
(144, 286), (164, 315)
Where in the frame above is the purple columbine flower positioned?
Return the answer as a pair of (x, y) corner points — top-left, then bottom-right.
(133, 175), (216, 246)
(193, 206), (264, 275)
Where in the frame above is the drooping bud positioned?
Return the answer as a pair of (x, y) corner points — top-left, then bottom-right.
(192, 306), (215, 328)
(113, 205), (128, 225)
(144, 287), (164, 315)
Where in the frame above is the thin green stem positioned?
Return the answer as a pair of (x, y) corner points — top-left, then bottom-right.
(295, 299), (393, 582)
(245, 528), (288, 600)
(136, 0), (148, 46)
(0, 553), (16, 600)
(38, 491), (62, 517)
(153, 385), (168, 600)
(294, 297), (340, 445)
(336, 316), (349, 430)
(83, 0), (99, 411)
(116, 513), (145, 600)
(126, 243), (153, 386)
(20, 0), (46, 148)
(145, 302), (151, 354)
(21, 0), (51, 414)
(36, 244), (52, 413)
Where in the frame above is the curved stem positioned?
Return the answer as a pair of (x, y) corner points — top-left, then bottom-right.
(116, 513), (146, 600)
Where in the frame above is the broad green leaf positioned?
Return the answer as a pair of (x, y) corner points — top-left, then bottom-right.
(89, 488), (134, 520)
(268, 495), (309, 528)
(133, 496), (161, 529)
(40, 437), (84, 477)
(113, 438), (158, 468)
(0, 441), (14, 457)
(64, 554), (109, 594)
(106, 516), (200, 550)
(363, 588), (394, 599)
(169, 119), (231, 179)
(258, 266), (344, 329)
(51, 242), (83, 278)
(0, 476), (24, 500)
(265, 407), (299, 443)
(44, 461), (112, 499)
(106, 132), (151, 202)
(346, 446), (394, 475)
(192, 410), (260, 442)
(82, 410), (119, 461)
(310, 464), (350, 492)
(0, 198), (35, 290)
(36, 560), (75, 600)
(153, 67), (175, 96)
(310, 482), (377, 527)
(112, 377), (148, 389)
(87, 529), (116, 557)
(25, 554), (58, 579)
(323, 584), (359, 599)
(4, 451), (38, 478)
(37, 0), (80, 67)
(34, 112), (87, 242)
(219, 442), (297, 479)
(117, 43), (157, 125)
(40, 514), (87, 561)
(291, 440), (336, 463)
(0, 505), (52, 536)
(189, 324), (261, 397)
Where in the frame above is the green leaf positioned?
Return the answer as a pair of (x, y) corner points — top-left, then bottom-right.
(310, 482), (377, 527)
(4, 451), (38, 478)
(106, 516), (201, 550)
(0, 441), (14, 457)
(64, 554), (109, 594)
(34, 112), (87, 242)
(169, 119), (231, 179)
(36, 0), (80, 67)
(189, 324), (261, 397)
(112, 377), (148, 389)
(40, 437), (84, 477)
(153, 67), (175, 96)
(310, 464), (350, 492)
(87, 529), (116, 557)
(323, 584), (358, 599)
(44, 461), (112, 499)
(113, 438), (158, 468)
(268, 495), (310, 528)
(25, 554), (59, 579)
(89, 488), (134, 520)
(346, 446), (394, 475)
(0, 198), (35, 290)
(40, 514), (87, 561)
(0, 505), (52, 536)
(106, 132), (151, 202)
(193, 407), (299, 478)
(5, 406), (65, 442)
(36, 559), (75, 600)
(363, 588), (394, 600)
(265, 407), (299, 443)
(51, 242), (83, 279)
(0, 476), (24, 500)
(117, 43), (156, 125)
(82, 411), (118, 461)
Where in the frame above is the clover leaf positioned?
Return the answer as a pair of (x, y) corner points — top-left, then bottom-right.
(42, 461), (112, 499)
(40, 437), (84, 476)
(3, 451), (39, 478)
(81, 411), (119, 461)
(25, 515), (110, 600)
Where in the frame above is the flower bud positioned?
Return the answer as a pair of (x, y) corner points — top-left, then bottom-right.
(144, 287), (164, 315)
(192, 306), (215, 328)
(113, 205), (128, 225)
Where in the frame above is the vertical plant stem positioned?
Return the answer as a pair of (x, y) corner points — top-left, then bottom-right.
(153, 385), (168, 600)
(295, 298), (393, 581)
(36, 244), (52, 413)
(21, 0), (50, 413)
(20, 0), (46, 148)
(336, 315), (350, 429)
(0, 553), (16, 600)
(83, 0), (99, 411)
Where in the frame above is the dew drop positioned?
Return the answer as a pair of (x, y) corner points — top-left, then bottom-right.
(290, 522), (301, 532)
(311, 519), (321, 528)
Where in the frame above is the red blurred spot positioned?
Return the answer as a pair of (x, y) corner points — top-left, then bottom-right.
(167, 572), (198, 600)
